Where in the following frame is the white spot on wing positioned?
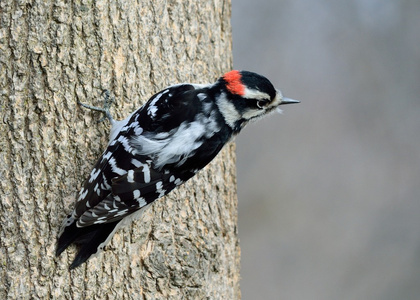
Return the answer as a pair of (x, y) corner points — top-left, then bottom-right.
(134, 126), (143, 135)
(94, 183), (100, 195)
(137, 197), (147, 207)
(102, 174), (111, 189)
(131, 159), (151, 182)
(148, 106), (158, 118)
(118, 135), (136, 154)
(127, 170), (135, 183)
(147, 90), (169, 118)
(156, 181), (166, 197)
(108, 157), (127, 176)
(143, 165), (151, 183)
(133, 189), (141, 198)
(131, 158), (142, 168)
(102, 151), (113, 162)
(111, 201), (118, 209)
(78, 188), (88, 201)
(89, 168), (101, 182)
(115, 209), (129, 217)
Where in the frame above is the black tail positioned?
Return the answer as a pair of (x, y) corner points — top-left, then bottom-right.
(56, 221), (120, 269)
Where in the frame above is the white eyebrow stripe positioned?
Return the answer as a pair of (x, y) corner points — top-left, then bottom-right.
(242, 88), (270, 100)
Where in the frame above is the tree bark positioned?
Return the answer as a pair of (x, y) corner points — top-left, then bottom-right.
(0, 0), (239, 298)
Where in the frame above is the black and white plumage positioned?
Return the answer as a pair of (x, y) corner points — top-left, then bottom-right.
(56, 70), (299, 269)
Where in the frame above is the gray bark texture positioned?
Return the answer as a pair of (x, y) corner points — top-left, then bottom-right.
(0, 0), (240, 299)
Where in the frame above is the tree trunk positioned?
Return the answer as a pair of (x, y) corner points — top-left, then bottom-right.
(0, 0), (239, 298)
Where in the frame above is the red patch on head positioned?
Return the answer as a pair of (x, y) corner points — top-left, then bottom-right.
(223, 70), (245, 96)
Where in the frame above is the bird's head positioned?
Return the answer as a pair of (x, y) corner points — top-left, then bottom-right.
(216, 70), (299, 130)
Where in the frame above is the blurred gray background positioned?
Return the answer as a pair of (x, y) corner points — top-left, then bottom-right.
(232, 1), (420, 299)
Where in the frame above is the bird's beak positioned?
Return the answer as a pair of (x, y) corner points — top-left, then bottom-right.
(280, 97), (300, 105)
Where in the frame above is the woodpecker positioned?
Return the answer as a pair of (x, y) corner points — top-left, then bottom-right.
(56, 70), (299, 269)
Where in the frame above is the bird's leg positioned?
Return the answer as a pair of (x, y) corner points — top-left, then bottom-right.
(78, 90), (115, 123)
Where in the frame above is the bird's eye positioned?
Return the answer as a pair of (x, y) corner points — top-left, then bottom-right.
(256, 99), (270, 109)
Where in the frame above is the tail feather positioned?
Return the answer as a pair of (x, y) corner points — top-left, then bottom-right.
(69, 222), (119, 269)
(56, 221), (120, 269)
(56, 222), (93, 257)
